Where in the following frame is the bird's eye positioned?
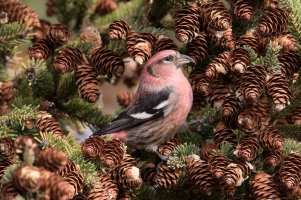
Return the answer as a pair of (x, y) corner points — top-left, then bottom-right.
(164, 55), (173, 62)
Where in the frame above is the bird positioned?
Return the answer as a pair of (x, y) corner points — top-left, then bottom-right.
(94, 50), (195, 159)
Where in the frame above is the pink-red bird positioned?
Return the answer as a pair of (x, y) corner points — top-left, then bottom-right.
(94, 50), (194, 159)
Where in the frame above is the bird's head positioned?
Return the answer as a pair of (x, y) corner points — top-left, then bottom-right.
(141, 50), (195, 81)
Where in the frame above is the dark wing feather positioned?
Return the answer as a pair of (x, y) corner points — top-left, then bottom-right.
(93, 88), (172, 136)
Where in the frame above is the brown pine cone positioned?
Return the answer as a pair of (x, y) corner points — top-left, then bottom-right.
(208, 154), (229, 179)
(186, 32), (208, 64)
(208, 27), (236, 51)
(236, 32), (260, 54)
(279, 152), (301, 190)
(157, 137), (180, 157)
(237, 110), (261, 133)
(0, 159), (13, 180)
(29, 39), (53, 60)
(81, 135), (105, 159)
(99, 139), (125, 168)
(252, 172), (281, 200)
(14, 135), (39, 161)
(287, 106), (301, 124)
(191, 72), (211, 97)
(258, 126), (284, 151)
(57, 160), (79, 176)
(264, 0), (279, 8)
(0, 0), (40, 28)
(0, 181), (20, 199)
(266, 72), (292, 111)
(125, 31), (139, 55)
(279, 50), (301, 78)
(263, 150), (282, 167)
(207, 79), (230, 108)
(205, 51), (230, 80)
(108, 20), (131, 40)
(36, 113), (64, 137)
(62, 172), (85, 195)
(46, 24), (70, 46)
(234, 134), (259, 162)
(140, 162), (157, 186)
(221, 94), (243, 129)
(223, 160), (253, 186)
(35, 147), (68, 172)
(155, 36), (178, 52)
(273, 34), (298, 53)
(214, 122), (237, 148)
(257, 8), (289, 36)
(229, 48), (251, 74)
(116, 92), (133, 108)
(174, 2), (201, 43)
(90, 47), (125, 77)
(95, 0), (118, 15)
(80, 27), (102, 47)
(185, 156), (214, 195)
(232, 0), (256, 21)
(75, 63), (101, 103)
(54, 47), (83, 73)
(199, 143), (218, 161)
(0, 137), (16, 162)
(31, 19), (51, 42)
(192, 91), (208, 109)
(239, 65), (267, 103)
(0, 81), (15, 114)
(86, 172), (118, 200)
(12, 165), (42, 192)
(154, 164), (180, 189)
(201, 1), (232, 31)
(46, 0), (56, 16)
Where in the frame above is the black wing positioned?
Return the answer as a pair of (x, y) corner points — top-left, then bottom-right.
(93, 88), (173, 136)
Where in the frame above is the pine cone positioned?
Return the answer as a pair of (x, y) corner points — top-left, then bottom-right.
(46, 0), (56, 16)
(0, 0), (40, 28)
(236, 32), (260, 54)
(199, 143), (218, 160)
(80, 27), (102, 47)
(208, 154), (229, 179)
(32, 19), (51, 42)
(214, 122), (237, 148)
(257, 8), (289, 36)
(174, 2), (201, 43)
(232, 0), (256, 21)
(267, 72), (292, 111)
(29, 39), (53, 60)
(86, 172), (118, 200)
(287, 106), (301, 124)
(62, 172), (85, 195)
(263, 150), (282, 167)
(90, 47), (125, 77)
(258, 126), (284, 151)
(279, 50), (301, 78)
(205, 51), (230, 80)
(234, 134), (259, 162)
(108, 20), (131, 40)
(57, 160), (79, 177)
(155, 36), (178, 52)
(252, 172), (281, 200)
(36, 113), (64, 136)
(0, 81), (15, 114)
(0, 159), (13, 180)
(264, 0), (279, 8)
(186, 32), (208, 64)
(12, 165), (42, 192)
(279, 152), (301, 190)
(229, 48), (251, 74)
(140, 162), (157, 185)
(154, 164), (180, 189)
(75, 63), (101, 103)
(95, 0), (118, 15)
(81, 135), (105, 159)
(208, 27), (236, 51)
(223, 160), (253, 186)
(116, 92), (133, 108)
(191, 73), (211, 97)
(221, 94), (243, 129)
(125, 31), (139, 55)
(237, 110), (261, 133)
(46, 24), (70, 46)
(185, 156), (215, 195)
(14, 135), (39, 161)
(0, 137), (16, 162)
(99, 139), (125, 168)
(0, 181), (20, 199)
(208, 79), (230, 108)
(35, 147), (68, 172)
(273, 33), (298, 53)
(201, 1), (232, 31)
(157, 137), (180, 157)
(54, 47), (83, 73)
(239, 65), (267, 103)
